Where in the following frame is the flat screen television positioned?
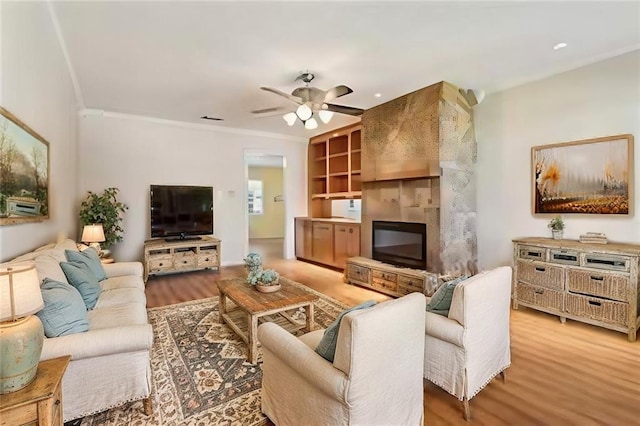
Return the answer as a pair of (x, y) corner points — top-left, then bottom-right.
(150, 185), (213, 240)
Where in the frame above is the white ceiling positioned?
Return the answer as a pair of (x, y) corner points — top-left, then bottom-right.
(51, 1), (640, 139)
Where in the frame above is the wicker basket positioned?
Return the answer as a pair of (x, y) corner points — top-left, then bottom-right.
(565, 293), (627, 326)
(567, 269), (629, 302)
(517, 283), (563, 311)
(517, 261), (564, 290)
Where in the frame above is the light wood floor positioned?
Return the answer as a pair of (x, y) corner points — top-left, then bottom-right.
(145, 239), (640, 425)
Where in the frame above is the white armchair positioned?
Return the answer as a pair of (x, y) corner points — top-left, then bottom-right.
(258, 293), (426, 426)
(424, 266), (512, 421)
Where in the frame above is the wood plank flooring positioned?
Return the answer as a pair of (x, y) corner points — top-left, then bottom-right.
(144, 240), (640, 425)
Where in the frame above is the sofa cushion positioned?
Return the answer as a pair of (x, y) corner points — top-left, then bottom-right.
(36, 278), (89, 337)
(88, 303), (149, 329)
(65, 248), (106, 281)
(35, 253), (68, 285)
(316, 300), (376, 362)
(426, 275), (468, 316)
(94, 287), (146, 309)
(100, 275), (145, 292)
(60, 262), (101, 310)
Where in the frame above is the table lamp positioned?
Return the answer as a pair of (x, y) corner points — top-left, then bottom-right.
(0, 264), (44, 394)
(82, 224), (106, 256)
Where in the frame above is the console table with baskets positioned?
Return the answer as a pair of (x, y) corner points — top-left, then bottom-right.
(512, 237), (640, 341)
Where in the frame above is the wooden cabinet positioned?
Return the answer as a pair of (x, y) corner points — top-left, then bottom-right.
(344, 256), (439, 298)
(312, 222), (334, 265)
(308, 123), (361, 217)
(143, 236), (221, 282)
(334, 224), (360, 269)
(295, 218), (312, 259)
(0, 356), (70, 426)
(513, 237), (640, 341)
(295, 218), (360, 269)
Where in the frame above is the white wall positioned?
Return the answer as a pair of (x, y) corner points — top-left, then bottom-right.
(77, 112), (307, 264)
(0, 2), (78, 261)
(475, 50), (640, 270)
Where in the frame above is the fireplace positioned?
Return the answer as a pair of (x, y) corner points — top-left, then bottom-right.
(372, 221), (427, 270)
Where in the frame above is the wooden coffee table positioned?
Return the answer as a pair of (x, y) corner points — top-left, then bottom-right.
(217, 276), (319, 364)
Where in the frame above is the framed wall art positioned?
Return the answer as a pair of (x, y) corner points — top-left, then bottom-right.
(0, 107), (50, 225)
(532, 134), (633, 215)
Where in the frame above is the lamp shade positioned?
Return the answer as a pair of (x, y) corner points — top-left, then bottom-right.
(296, 104), (313, 121)
(82, 224), (106, 243)
(283, 112), (297, 126)
(0, 265), (43, 322)
(304, 117), (319, 130)
(318, 109), (334, 124)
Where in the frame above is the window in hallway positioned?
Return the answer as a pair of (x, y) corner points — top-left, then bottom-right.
(248, 180), (263, 214)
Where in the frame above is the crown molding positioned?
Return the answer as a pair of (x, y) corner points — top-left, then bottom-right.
(78, 109), (308, 143)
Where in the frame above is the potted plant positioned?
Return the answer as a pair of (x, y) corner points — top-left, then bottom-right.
(79, 187), (128, 249)
(255, 269), (281, 293)
(548, 215), (565, 239)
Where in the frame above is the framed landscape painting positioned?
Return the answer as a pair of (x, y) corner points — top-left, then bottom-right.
(0, 107), (50, 225)
(532, 134), (633, 215)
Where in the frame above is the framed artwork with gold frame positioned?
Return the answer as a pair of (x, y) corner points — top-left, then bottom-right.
(532, 134), (633, 215)
(0, 107), (50, 225)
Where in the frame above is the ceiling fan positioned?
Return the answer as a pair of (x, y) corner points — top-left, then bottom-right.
(252, 72), (364, 129)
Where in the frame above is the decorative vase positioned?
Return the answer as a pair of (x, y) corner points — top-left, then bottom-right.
(552, 229), (563, 240)
(255, 283), (281, 293)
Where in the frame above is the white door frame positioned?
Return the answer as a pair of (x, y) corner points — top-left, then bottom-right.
(243, 149), (289, 259)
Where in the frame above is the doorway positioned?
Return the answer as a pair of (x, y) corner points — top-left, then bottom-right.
(244, 154), (286, 262)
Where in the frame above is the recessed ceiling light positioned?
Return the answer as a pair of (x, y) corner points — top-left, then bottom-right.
(553, 42), (568, 50)
(333, 133), (339, 137)
(374, 93), (382, 98)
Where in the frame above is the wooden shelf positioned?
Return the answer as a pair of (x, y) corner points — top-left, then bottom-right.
(308, 123), (362, 217)
(328, 152), (349, 159)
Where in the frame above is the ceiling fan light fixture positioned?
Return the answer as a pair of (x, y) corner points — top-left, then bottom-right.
(318, 109), (334, 124)
(296, 104), (313, 121)
(283, 112), (297, 126)
(304, 117), (318, 130)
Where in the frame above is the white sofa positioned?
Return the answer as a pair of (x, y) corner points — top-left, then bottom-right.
(7, 240), (153, 422)
(424, 266), (512, 420)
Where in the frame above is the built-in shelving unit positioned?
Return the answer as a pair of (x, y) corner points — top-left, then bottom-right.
(308, 123), (361, 217)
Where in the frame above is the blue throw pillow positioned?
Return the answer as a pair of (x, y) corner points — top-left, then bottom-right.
(65, 248), (106, 281)
(426, 275), (468, 316)
(316, 300), (377, 362)
(36, 278), (89, 337)
(60, 261), (101, 310)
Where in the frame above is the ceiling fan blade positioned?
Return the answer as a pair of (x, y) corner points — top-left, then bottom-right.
(324, 85), (353, 102)
(325, 103), (365, 116)
(260, 87), (302, 104)
(251, 106), (287, 114)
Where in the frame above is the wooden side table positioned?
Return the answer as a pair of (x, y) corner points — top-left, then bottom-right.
(0, 355), (71, 426)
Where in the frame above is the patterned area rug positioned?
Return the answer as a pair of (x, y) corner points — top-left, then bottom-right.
(74, 284), (346, 425)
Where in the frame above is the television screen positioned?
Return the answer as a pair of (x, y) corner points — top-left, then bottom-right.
(150, 185), (213, 239)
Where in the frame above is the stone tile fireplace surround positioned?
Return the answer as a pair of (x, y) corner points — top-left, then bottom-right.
(360, 81), (478, 275)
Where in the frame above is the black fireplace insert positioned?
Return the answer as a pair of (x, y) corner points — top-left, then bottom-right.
(372, 220), (427, 270)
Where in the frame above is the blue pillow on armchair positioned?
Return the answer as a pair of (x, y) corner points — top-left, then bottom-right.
(426, 275), (468, 316)
(316, 300), (377, 362)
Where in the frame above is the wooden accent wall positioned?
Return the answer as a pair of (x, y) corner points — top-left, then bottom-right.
(361, 81), (477, 275)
